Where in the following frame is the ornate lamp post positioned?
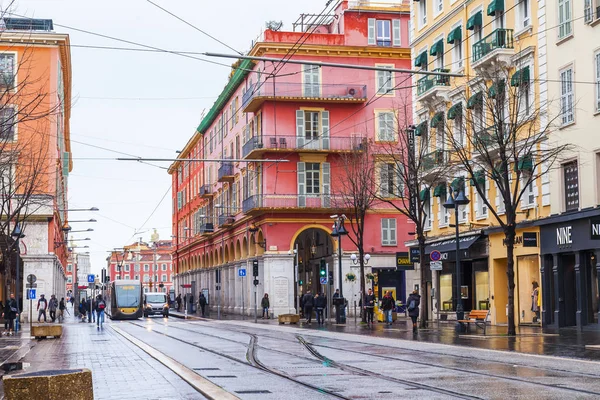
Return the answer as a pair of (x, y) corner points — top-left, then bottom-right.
(11, 224), (25, 331)
(330, 215), (348, 323)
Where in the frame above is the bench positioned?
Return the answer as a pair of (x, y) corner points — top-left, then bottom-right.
(458, 310), (490, 334)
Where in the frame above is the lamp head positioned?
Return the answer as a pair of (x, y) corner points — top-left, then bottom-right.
(365, 254), (371, 261)
(11, 224), (24, 238)
(443, 190), (456, 210)
(454, 189), (470, 206)
(350, 253), (357, 261)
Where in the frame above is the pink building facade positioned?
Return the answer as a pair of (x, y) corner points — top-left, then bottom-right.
(171, 1), (416, 316)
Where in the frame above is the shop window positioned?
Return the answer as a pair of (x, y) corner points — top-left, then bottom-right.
(517, 255), (540, 324)
(440, 273), (453, 311)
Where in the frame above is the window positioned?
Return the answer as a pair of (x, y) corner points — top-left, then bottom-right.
(424, 195), (432, 231)
(473, 24), (483, 42)
(436, 122), (444, 152)
(67, 264), (72, 272)
(67, 276), (72, 283)
(452, 109), (465, 147)
(558, 0), (572, 39)
(496, 182), (506, 215)
(419, 0), (427, 27)
(596, 53), (600, 112)
(0, 107), (16, 141)
(306, 163), (320, 195)
(584, 0), (593, 24)
(124, 264), (130, 272)
(377, 111), (395, 141)
(0, 54), (15, 87)
(379, 163), (403, 197)
(135, 275), (139, 280)
(376, 20), (391, 46)
(303, 65), (320, 97)
(521, 177), (536, 208)
(304, 111), (320, 140)
(475, 176), (488, 219)
(125, 274), (130, 280)
(381, 218), (397, 246)
(162, 263), (167, 271)
(376, 67), (393, 94)
(134, 264), (140, 272)
(517, 0), (531, 30)
(452, 36), (463, 70)
(144, 264), (149, 272)
(162, 274), (167, 282)
(435, 0), (443, 15)
(560, 67), (574, 125)
(563, 161), (579, 211)
(438, 197), (450, 227)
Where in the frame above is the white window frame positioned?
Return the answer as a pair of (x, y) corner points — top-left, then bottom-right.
(595, 51), (600, 112)
(305, 162), (321, 195)
(162, 263), (167, 271)
(450, 23), (463, 71)
(433, 34), (444, 70)
(124, 264), (130, 272)
(474, 176), (489, 220)
(516, 61), (534, 119)
(381, 218), (397, 246)
(423, 194), (433, 232)
(437, 197), (450, 228)
(434, 0), (443, 17)
(376, 111), (395, 141)
(0, 53), (16, 88)
(376, 19), (392, 46)
(516, 0), (531, 32)
(162, 274), (168, 282)
(495, 181), (506, 215)
(521, 176), (536, 209)
(125, 274), (130, 280)
(144, 264), (149, 272)
(67, 276), (72, 283)
(419, 0), (427, 28)
(584, 0), (593, 24)
(376, 65), (394, 95)
(0, 106), (17, 142)
(560, 66), (574, 125)
(67, 264), (72, 272)
(558, 0), (572, 40)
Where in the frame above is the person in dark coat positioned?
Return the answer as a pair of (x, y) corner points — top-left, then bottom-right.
(364, 288), (376, 325)
(2, 294), (18, 335)
(315, 293), (327, 325)
(261, 293), (270, 319)
(176, 294), (182, 312)
(302, 291), (314, 324)
(199, 293), (207, 317)
(406, 290), (421, 333)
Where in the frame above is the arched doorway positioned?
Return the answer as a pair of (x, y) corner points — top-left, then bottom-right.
(293, 227), (334, 299)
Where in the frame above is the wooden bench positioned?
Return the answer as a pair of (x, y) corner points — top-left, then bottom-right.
(458, 310), (490, 334)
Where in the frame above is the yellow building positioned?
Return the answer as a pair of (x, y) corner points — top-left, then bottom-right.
(409, 0), (550, 326)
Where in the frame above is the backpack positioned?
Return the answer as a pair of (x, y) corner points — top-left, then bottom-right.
(408, 299), (416, 311)
(98, 301), (106, 310)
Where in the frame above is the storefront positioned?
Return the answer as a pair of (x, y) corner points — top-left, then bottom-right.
(371, 252), (412, 304)
(538, 210), (600, 329)
(488, 227), (541, 326)
(418, 234), (489, 321)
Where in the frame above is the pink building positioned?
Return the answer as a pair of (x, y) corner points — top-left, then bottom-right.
(170, 1), (415, 316)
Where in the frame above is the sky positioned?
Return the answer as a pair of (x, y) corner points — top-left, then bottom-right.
(5, 0), (334, 274)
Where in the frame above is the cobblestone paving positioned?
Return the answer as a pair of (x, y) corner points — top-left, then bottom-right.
(1, 307), (204, 400)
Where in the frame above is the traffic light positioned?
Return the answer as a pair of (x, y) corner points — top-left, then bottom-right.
(252, 259), (259, 277)
(319, 259), (326, 277)
(328, 270), (334, 285)
(299, 279), (303, 286)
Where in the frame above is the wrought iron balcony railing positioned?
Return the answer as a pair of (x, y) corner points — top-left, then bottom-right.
(242, 194), (347, 213)
(416, 68), (450, 97)
(472, 28), (514, 63)
(242, 135), (366, 158)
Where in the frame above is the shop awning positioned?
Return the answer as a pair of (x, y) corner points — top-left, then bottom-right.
(419, 188), (430, 201)
(430, 111), (444, 128)
(425, 235), (481, 254)
(429, 40), (444, 56)
(447, 103), (462, 120)
(511, 66), (530, 87)
(414, 51), (428, 67)
(447, 26), (462, 44)
(466, 12), (482, 30)
(415, 121), (428, 136)
(466, 91), (483, 109)
(487, 0), (504, 16)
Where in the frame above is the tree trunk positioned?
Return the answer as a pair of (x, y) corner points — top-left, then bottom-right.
(418, 234), (428, 329)
(505, 227), (517, 335)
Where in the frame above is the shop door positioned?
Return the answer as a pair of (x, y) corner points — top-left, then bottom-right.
(517, 255), (540, 325)
(589, 258), (599, 323)
(563, 255), (577, 327)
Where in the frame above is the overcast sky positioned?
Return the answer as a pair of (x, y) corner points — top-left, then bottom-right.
(6, 0), (336, 274)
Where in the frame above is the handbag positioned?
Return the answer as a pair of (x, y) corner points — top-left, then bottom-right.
(10, 307), (18, 313)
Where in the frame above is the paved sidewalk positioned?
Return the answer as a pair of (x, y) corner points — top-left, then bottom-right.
(0, 305), (203, 400)
(170, 308), (600, 361)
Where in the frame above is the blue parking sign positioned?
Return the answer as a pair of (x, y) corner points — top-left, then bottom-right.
(27, 289), (36, 300)
(238, 268), (246, 277)
(87, 274), (95, 283)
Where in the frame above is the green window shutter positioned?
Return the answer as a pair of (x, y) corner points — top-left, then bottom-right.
(297, 162), (306, 207)
(430, 111), (444, 128)
(451, 177), (464, 192)
(414, 51), (427, 67)
(430, 40), (444, 56)
(433, 183), (447, 198)
(487, 0), (505, 16)
(321, 111), (330, 150)
(447, 103), (462, 120)
(296, 110), (305, 148)
(322, 162), (330, 207)
(447, 26), (462, 44)
(488, 79), (505, 99)
(470, 170), (486, 186)
(466, 12), (483, 30)
(368, 18), (376, 45)
(467, 91), (484, 109)
(415, 121), (428, 136)
(516, 154), (534, 172)
(62, 151), (70, 177)
(392, 20), (401, 46)
(419, 188), (430, 201)
(511, 66), (530, 87)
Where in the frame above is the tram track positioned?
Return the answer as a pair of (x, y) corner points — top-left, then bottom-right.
(158, 319), (600, 398)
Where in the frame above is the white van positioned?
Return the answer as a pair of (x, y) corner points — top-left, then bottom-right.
(143, 292), (169, 318)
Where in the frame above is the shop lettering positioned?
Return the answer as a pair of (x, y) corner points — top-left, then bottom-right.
(592, 223), (600, 239)
(556, 226), (572, 246)
(439, 252), (449, 260)
(503, 236), (523, 246)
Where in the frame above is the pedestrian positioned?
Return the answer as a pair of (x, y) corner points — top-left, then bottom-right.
(48, 295), (58, 322)
(333, 289), (340, 299)
(199, 293), (207, 317)
(531, 281), (540, 323)
(176, 294), (182, 312)
(70, 297), (74, 307)
(58, 298), (66, 323)
(79, 300), (87, 322)
(96, 295), (106, 329)
(315, 293), (326, 325)
(406, 289), (421, 333)
(37, 294), (48, 322)
(90, 298), (96, 323)
(364, 288), (375, 326)
(381, 291), (395, 326)
(302, 291), (314, 324)
(261, 293), (270, 319)
(2, 294), (18, 336)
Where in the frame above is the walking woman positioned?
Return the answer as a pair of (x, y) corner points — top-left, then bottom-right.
(406, 290), (421, 333)
(2, 294), (18, 336)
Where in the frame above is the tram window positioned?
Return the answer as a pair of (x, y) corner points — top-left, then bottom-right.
(116, 285), (141, 307)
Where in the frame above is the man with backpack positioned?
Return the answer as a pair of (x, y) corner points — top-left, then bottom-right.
(406, 290), (421, 333)
(364, 288), (376, 326)
(37, 294), (48, 322)
(96, 295), (106, 329)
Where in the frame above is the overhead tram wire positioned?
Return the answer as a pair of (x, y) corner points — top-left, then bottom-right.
(145, 0), (242, 55)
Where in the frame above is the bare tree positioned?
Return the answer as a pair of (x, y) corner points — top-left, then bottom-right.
(443, 65), (568, 335)
(333, 138), (378, 322)
(374, 97), (453, 328)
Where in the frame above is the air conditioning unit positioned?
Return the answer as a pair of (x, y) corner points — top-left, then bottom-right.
(347, 87), (358, 97)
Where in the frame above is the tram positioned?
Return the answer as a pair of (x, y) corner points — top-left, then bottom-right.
(106, 280), (143, 320)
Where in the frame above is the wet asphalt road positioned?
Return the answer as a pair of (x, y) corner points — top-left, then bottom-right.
(115, 317), (600, 399)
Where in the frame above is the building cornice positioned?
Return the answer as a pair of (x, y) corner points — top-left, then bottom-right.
(250, 43), (411, 60)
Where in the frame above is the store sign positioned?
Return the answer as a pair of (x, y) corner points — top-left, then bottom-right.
(556, 226), (573, 246)
(591, 217), (600, 240)
(395, 252), (414, 270)
(523, 232), (538, 247)
(410, 248), (420, 263)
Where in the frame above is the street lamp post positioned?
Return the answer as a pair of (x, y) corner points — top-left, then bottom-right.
(11, 224), (25, 332)
(330, 215), (348, 324)
(443, 185), (470, 328)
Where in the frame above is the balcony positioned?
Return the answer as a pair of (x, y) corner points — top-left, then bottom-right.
(421, 150), (447, 178)
(242, 135), (366, 159)
(472, 28), (514, 71)
(199, 223), (214, 235)
(217, 161), (234, 182)
(242, 194), (346, 214)
(241, 83), (367, 113)
(218, 214), (235, 228)
(416, 68), (450, 104)
(199, 185), (213, 198)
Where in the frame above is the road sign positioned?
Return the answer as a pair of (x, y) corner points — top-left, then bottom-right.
(27, 289), (36, 300)
(430, 250), (442, 262)
(320, 277), (328, 284)
(238, 268), (246, 277)
(25, 283), (37, 288)
(87, 274), (95, 283)
(27, 274), (37, 284)
(430, 261), (443, 271)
